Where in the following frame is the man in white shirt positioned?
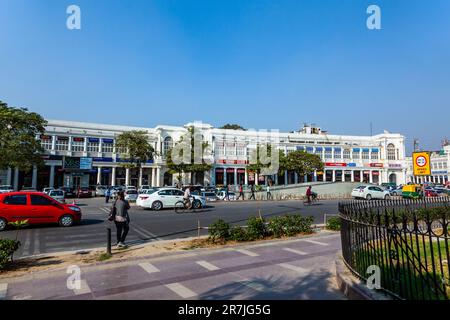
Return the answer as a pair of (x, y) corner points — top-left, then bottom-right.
(183, 187), (192, 209)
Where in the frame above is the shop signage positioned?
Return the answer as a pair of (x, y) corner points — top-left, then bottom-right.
(63, 156), (81, 169)
(363, 171), (371, 174)
(325, 162), (347, 167)
(40, 135), (52, 140)
(72, 137), (84, 142)
(215, 168), (224, 173)
(92, 157), (114, 162)
(413, 152), (431, 176)
(432, 170), (448, 175)
(237, 169), (246, 173)
(370, 163), (384, 168)
(88, 137), (100, 143)
(389, 164), (402, 168)
(217, 159), (248, 164)
(347, 163), (357, 167)
(80, 157), (93, 170)
(372, 171), (380, 176)
(102, 138), (114, 144)
(226, 168), (235, 173)
(57, 136), (69, 141)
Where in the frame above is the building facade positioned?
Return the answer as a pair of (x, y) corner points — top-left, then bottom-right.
(406, 145), (450, 185)
(0, 121), (409, 190)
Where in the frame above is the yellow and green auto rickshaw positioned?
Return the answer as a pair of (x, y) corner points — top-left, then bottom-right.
(402, 184), (423, 199)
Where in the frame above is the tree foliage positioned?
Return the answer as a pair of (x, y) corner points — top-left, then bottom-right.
(0, 101), (46, 171)
(247, 144), (284, 176)
(279, 150), (323, 177)
(219, 124), (246, 131)
(115, 130), (155, 169)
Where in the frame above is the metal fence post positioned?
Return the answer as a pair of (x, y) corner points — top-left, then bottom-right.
(107, 227), (112, 255)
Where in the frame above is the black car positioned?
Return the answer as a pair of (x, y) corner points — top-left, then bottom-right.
(60, 187), (76, 198)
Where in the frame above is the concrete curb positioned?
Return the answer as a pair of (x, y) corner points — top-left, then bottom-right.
(334, 254), (391, 300)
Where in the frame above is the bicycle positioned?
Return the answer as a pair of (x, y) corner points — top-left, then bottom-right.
(303, 193), (319, 206)
(174, 196), (201, 214)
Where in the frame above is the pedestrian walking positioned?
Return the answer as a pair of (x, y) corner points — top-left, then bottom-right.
(249, 184), (256, 200)
(105, 188), (111, 203)
(109, 191), (130, 248)
(237, 183), (245, 200)
(266, 184), (273, 201)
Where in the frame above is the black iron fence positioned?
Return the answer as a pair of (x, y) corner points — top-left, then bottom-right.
(339, 197), (450, 300)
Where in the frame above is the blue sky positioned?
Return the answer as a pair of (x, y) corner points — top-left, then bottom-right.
(0, 0), (449, 153)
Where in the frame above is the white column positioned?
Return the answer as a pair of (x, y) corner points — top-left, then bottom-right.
(32, 166), (38, 190)
(97, 167), (102, 184)
(313, 170), (317, 182)
(51, 135), (56, 151)
(245, 169), (248, 185)
(351, 170), (355, 182)
(49, 165), (55, 188)
(151, 168), (156, 187)
(332, 170), (336, 182)
(294, 172), (298, 184)
(138, 167), (143, 187)
(284, 170), (288, 185)
(369, 170), (374, 183)
(156, 167), (161, 187)
(111, 167), (116, 186)
(125, 168), (130, 186)
(223, 168), (227, 185)
(13, 167), (19, 191)
(255, 173), (259, 185)
(6, 168), (12, 185)
(234, 168), (237, 186)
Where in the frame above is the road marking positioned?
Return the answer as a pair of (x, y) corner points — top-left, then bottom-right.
(0, 283), (7, 300)
(12, 294), (32, 300)
(235, 249), (259, 257)
(33, 229), (40, 255)
(100, 207), (110, 214)
(133, 226), (162, 241)
(302, 239), (329, 246)
(74, 280), (91, 295)
(22, 231), (31, 256)
(196, 260), (220, 271)
(165, 283), (197, 298)
(278, 263), (310, 274)
(283, 248), (308, 256)
(238, 280), (267, 292)
(139, 262), (160, 274)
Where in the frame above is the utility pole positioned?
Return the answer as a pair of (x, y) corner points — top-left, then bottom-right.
(413, 139), (419, 152)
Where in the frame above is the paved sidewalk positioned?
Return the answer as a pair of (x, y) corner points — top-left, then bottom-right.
(0, 233), (345, 300)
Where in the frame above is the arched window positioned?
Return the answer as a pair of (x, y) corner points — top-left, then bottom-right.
(163, 136), (173, 155)
(387, 143), (396, 160)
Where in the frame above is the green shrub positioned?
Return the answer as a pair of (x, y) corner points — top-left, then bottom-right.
(229, 226), (248, 242)
(208, 219), (230, 243)
(0, 238), (21, 270)
(326, 216), (341, 231)
(267, 216), (285, 238)
(293, 215), (314, 234)
(246, 216), (267, 240)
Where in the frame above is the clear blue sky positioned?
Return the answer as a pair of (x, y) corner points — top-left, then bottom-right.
(1, 0), (449, 153)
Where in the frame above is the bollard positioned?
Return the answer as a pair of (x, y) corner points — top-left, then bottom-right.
(197, 219), (200, 238)
(107, 227), (112, 255)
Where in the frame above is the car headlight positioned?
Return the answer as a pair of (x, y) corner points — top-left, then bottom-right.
(69, 206), (81, 212)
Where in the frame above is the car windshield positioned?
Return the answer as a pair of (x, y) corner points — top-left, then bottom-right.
(126, 190), (138, 194)
(51, 191), (64, 196)
(205, 192), (216, 196)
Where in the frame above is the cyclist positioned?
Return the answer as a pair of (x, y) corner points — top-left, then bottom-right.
(306, 185), (313, 204)
(183, 186), (192, 209)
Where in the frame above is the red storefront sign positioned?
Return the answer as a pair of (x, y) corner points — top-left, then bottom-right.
(226, 168), (235, 173)
(237, 169), (246, 173)
(72, 137), (85, 142)
(325, 163), (347, 167)
(370, 163), (383, 168)
(215, 168), (224, 173)
(372, 171), (380, 176)
(216, 159), (248, 165)
(40, 135), (52, 140)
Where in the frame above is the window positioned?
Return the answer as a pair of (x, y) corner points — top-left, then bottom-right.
(387, 144), (396, 160)
(353, 151), (361, 159)
(343, 149), (351, 159)
(102, 143), (114, 153)
(158, 190), (173, 196)
(4, 195), (27, 205)
(226, 143), (236, 156)
(87, 142), (99, 152)
(71, 138), (84, 152)
(324, 149), (332, 159)
(362, 151), (370, 160)
(371, 152), (379, 160)
(41, 136), (53, 150)
(215, 143), (224, 156)
(236, 144), (246, 156)
(30, 195), (54, 206)
(334, 149), (342, 159)
(55, 137), (69, 151)
(163, 136), (173, 155)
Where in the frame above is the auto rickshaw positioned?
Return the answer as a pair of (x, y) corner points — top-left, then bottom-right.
(402, 184), (423, 199)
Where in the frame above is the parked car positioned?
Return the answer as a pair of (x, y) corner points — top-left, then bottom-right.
(216, 190), (237, 201)
(425, 187), (439, 197)
(42, 187), (54, 195)
(77, 187), (92, 198)
(434, 186), (446, 194)
(124, 189), (138, 202)
(138, 185), (152, 193)
(95, 185), (108, 197)
(0, 192), (82, 231)
(48, 189), (65, 203)
(0, 185), (14, 194)
(389, 188), (403, 196)
(20, 187), (37, 191)
(351, 185), (390, 200)
(60, 187), (76, 198)
(202, 191), (219, 202)
(137, 187), (206, 211)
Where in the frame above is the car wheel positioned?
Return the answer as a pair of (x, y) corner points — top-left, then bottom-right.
(384, 195), (390, 200)
(192, 200), (202, 209)
(59, 215), (74, 227)
(366, 194), (372, 201)
(0, 218), (7, 231)
(152, 201), (163, 211)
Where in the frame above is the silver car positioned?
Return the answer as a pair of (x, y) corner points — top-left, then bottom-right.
(95, 185), (107, 197)
(0, 185), (14, 194)
(49, 189), (65, 203)
(124, 189), (138, 202)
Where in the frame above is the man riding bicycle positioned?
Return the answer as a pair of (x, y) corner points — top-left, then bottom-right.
(183, 186), (192, 209)
(306, 186), (318, 204)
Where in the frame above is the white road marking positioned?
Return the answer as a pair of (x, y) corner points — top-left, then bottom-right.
(133, 226), (162, 241)
(165, 283), (197, 298)
(22, 231), (31, 256)
(100, 207), (110, 214)
(238, 280), (267, 292)
(0, 283), (7, 300)
(33, 229), (40, 255)
(139, 262), (160, 274)
(302, 239), (329, 246)
(74, 280), (91, 295)
(283, 248), (308, 256)
(235, 249), (259, 257)
(196, 260), (220, 271)
(278, 263), (310, 274)
(12, 294), (32, 300)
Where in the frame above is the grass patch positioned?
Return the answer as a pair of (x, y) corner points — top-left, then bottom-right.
(97, 253), (112, 261)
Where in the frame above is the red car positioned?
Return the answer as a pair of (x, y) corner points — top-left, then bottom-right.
(0, 192), (82, 231)
(76, 187), (92, 198)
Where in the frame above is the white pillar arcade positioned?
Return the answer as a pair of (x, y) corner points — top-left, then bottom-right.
(138, 167), (143, 187)
(13, 167), (19, 191)
(111, 167), (116, 186)
(151, 168), (156, 187)
(32, 166), (37, 190)
(255, 173), (259, 185)
(294, 173), (298, 184)
(156, 167), (161, 187)
(223, 169), (227, 186)
(125, 168), (130, 186)
(244, 169), (248, 185)
(234, 168), (238, 187)
(351, 170), (355, 182)
(6, 168), (12, 186)
(369, 170), (374, 184)
(313, 171), (317, 182)
(49, 165), (55, 188)
(97, 167), (102, 184)
(284, 170), (288, 185)
(332, 170), (336, 182)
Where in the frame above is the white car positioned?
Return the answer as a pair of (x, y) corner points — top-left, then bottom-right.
(137, 187), (206, 211)
(351, 185), (390, 200)
(42, 187), (54, 195)
(138, 185), (152, 193)
(124, 189), (138, 202)
(216, 191), (237, 201)
(0, 185), (14, 194)
(48, 189), (65, 203)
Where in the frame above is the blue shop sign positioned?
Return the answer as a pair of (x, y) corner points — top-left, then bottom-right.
(347, 163), (357, 167)
(324, 147), (333, 151)
(93, 157), (114, 162)
(353, 148), (360, 152)
(103, 138), (114, 144)
(306, 147), (314, 151)
(296, 146), (305, 151)
(371, 148), (379, 153)
(80, 157), (93, 170)
(315, 147), (323, 151)
(88, 137), (100, 143)
(362, 148), (370, 152)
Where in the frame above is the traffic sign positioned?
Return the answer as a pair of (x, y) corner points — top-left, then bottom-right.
(412, 152), (431, 176)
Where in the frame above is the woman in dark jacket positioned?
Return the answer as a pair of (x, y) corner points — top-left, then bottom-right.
(112, 191), (130, 248)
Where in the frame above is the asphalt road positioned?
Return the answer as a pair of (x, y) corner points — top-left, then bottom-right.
(0, 198), (342, 258)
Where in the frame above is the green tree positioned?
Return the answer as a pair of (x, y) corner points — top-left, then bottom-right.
(219, 124), (246, 131)
(247, 144), (284, 175)
(279, 150), (323, 178)
(166, 126), (212, 184)
(0, 101), (47, 171)
(115, 130), (155, 169)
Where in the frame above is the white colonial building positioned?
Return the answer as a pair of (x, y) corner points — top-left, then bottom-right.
(406, 145), (450, 185)
(0, 120), (409, 190)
